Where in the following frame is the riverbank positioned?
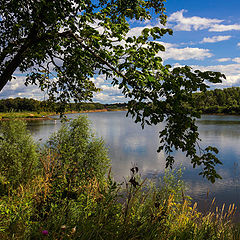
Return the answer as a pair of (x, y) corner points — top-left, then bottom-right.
(0, 112), (55, 120)
(0, 108), (127, 120)
(3, 109), (240, 122)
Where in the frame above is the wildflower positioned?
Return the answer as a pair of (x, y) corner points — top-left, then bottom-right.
(42, 230), (48, 236)
(61, 225), (66, 230)
(71, 227), (76, 234)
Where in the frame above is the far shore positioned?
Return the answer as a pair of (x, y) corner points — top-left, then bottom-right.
(2, 109), (240, 121)
(0, 108), (127, 121)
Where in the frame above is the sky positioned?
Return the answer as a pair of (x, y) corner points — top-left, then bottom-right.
(1, 0), (240, 103)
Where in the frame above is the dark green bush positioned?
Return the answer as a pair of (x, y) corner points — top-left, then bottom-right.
(0, 120), (39, 190)
(46, 115), (110, 183)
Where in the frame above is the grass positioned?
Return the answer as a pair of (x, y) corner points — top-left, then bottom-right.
(0, 111), (54, 120)
(0, 109), (127, 120)
(0, 166), (239, 239)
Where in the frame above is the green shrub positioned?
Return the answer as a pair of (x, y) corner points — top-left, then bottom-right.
(46, 115), (110, 184)
(0, 120), (39, 190)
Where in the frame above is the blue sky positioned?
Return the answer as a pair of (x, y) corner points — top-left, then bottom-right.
(1, 0), (240, 103)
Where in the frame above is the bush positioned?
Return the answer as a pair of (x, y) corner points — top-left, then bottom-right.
(46, 115), (110, 183)
(0, 120), (39, 190)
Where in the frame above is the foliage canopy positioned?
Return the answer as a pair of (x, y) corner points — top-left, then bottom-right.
(0, 0), (226, 181)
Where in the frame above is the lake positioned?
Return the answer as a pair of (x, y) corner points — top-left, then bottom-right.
(27, 111), (240, 215)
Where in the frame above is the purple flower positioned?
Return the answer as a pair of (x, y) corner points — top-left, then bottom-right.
(42, 230), (49, 236)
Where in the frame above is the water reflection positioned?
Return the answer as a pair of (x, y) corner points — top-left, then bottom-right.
(26, 112), (240, 213)
(27, 119), (59, 143)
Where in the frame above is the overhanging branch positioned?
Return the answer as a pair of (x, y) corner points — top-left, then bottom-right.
(69, 32), (128, 81)
(0, 27), (38, 92)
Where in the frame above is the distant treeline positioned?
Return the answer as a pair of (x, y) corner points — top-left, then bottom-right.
(1, 87), (240, 114)
(193, 87), (240, 114)
(0, 98), (127, 113)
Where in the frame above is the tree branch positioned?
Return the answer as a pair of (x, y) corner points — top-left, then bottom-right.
(69, 32), (128, 81)
(0, 27), (38, 92)
(47, 51), (63, 74)
(0, 30), (73, 93)
(0, 40), (23, 65)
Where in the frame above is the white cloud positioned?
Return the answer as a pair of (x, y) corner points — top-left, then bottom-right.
(237, 43), (240, 47)
(90, 75), (105, 88)
(209, 24), (240, 32)
(201, 35), (231, 43)
(0, 75), (44, 100)
(232, 57), (240, 63)
(126, 26), (148, 38)
(168, 10), (223, 31)
(216, 57), (240, 63)
(191, 63), (240, 87)
(158, 45), (212, 61)
(100, 85), (121, 93)
(169, 10), (240, 32)
(224, 75), (240, 85)
(192, 63), (240, 75)
(93, 92), (125, 103)
(126, 22), (166, 38)
(217, 58), (231, 62)
(129, 18), (151, 25)
(91, 74), (122, 94)
(155, 41), (178, 48)
(90, 74), (125, 103)
(0, 73), (125, 103)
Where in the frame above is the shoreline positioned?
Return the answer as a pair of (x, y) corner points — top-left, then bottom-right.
(201, 112), (240, 116)
(2, 110), (239, 121)
(0, 108), (127, 121)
